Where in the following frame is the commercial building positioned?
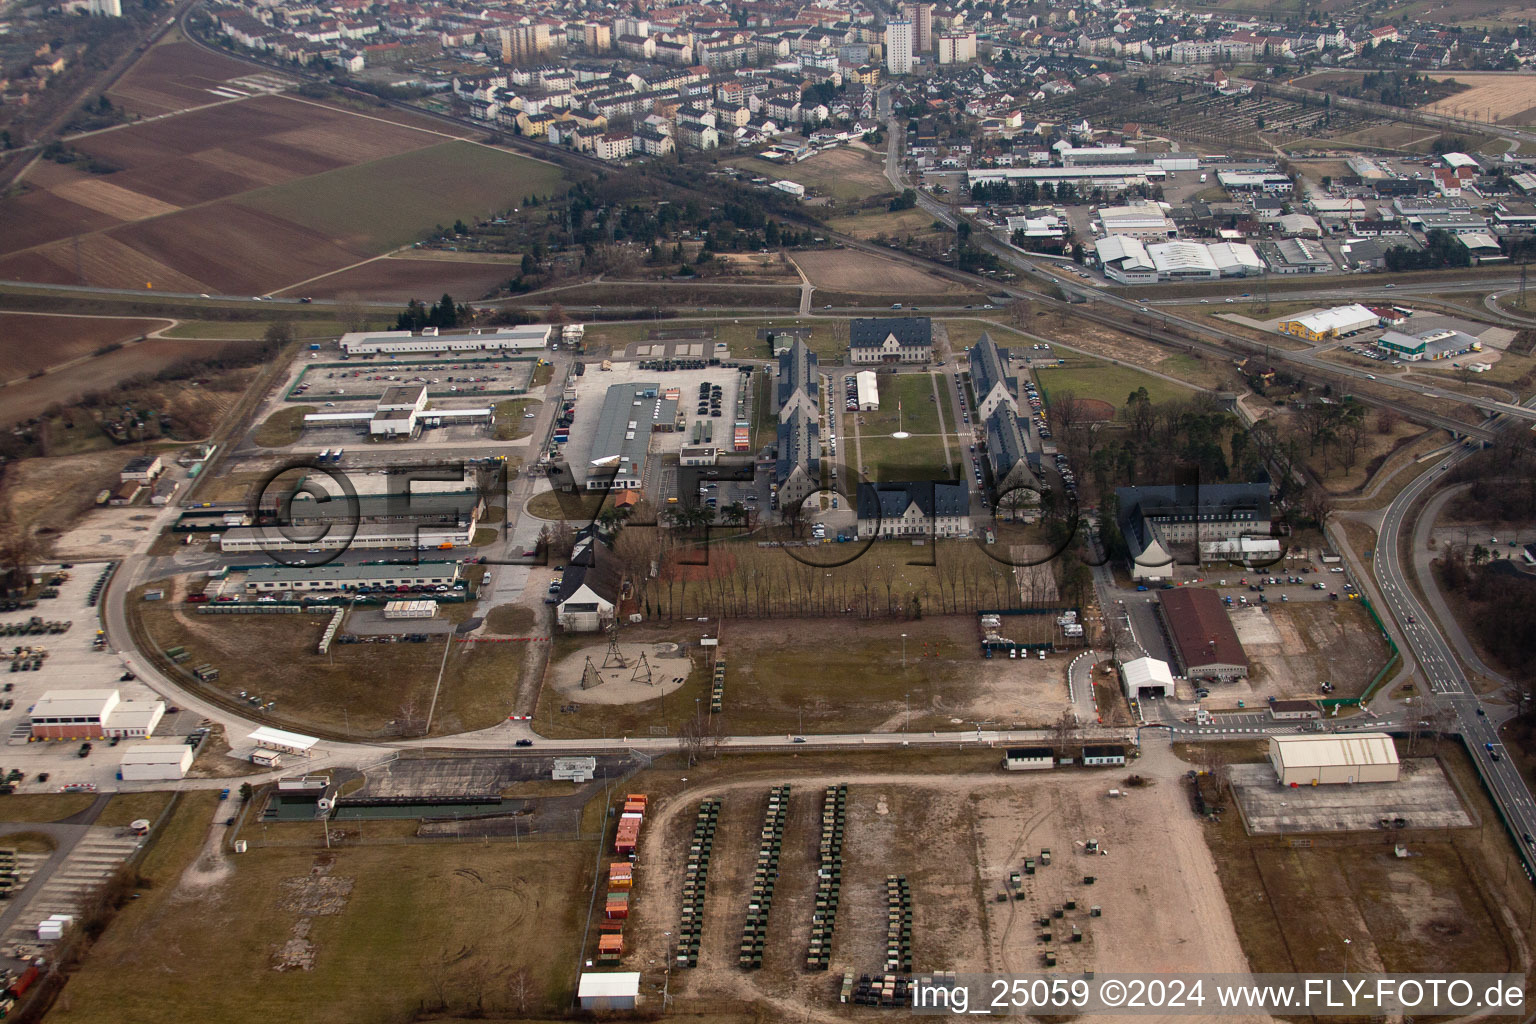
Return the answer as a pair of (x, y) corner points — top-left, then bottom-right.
(1268, 734), (1399, 786)
(585, 382), (679, 491)
(1095, 237), (1259, 284)
(885, 18), (913, 74)
(1268, 699), (1320, 721)
(1277, 305), (1380, 342)
(1215, 171), (1293, 194)
(1376, 328), (1481, 362)
(1120, 656), (1174, 699)
(1261, 238), (1335, 275)
(967, 166), (1168, 189)
(243, 563), (462, 592)
(1095, 235), (1157, 285)
(856, 481), (971, 539)
(849, 317), (933, 364)
(118, 744), (194, 781)
(1096, 203), (1177, 240)
(29, 689), (166, 741)
(855, 370), (880, 411)
(1158, 588), (1249, 680)
(370, 384), (429, 437)
(339, 325), (551, 357)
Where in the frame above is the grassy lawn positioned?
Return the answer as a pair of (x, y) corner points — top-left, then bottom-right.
(491, 398), (540, 440)
(96, 791), (176, 828)
(238, 142), (566, 253)
(251, 406), (308, 448)
(52, 789), (595, 1024)
(730, 147), (892, 203)
(0, 793), (96, 823)
(526, 489), (612, 522)
(133, 597), (484, 739)
(431, 637), (525, 733)
(851, 372), (955, 480)
(1035, 356), (1193, 409)
(530, 360), (554, 388)
(483, 604), (536, 635)
(827, 207), (945, 241)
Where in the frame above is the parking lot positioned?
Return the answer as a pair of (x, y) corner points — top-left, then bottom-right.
(0, 564), (201, 793)
(289, 357), (536, 403)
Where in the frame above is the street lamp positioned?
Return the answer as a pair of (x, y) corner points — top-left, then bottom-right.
(901, 633), (908, 668)
(1342, 938), (1352, 973)
(905, 692), (910, 733)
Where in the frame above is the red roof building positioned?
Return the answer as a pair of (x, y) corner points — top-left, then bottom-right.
(1158, 588), (1249, 680)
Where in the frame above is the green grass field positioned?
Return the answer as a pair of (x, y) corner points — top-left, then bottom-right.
(238, 142), (565, 253)
(854, 372), (957, 480)
(827, 207), (944, 241)
(1034, 358), (1193, 410)
(491, 398), (540, 440)
(251, 406), (308, 448)
(161, 319), (355, 340)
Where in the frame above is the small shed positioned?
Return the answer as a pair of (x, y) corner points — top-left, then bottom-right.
(577, 972), (640, 1010)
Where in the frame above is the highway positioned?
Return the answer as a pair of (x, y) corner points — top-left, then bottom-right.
(1372, 441), (1536, 876)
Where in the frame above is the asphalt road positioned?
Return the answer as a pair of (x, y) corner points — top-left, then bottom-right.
(1373, 442), (1536, 875)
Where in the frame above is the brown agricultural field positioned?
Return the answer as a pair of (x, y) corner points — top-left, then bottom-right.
(69, 95), (443, 207)
(109, 204), (369, 296)
(1424, 72), (1536, 124)
(48, 175), (182, 221)
(793, 249), (971, 295)
(104, 38), (264, 116)
(0, 338), (245, 423)
(0, 234), (210, 292)
(0, 188), (121, 256)
(0, 313), (170, 381)
(275, 254), (517, 302)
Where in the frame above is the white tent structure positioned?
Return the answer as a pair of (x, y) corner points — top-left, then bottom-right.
(1121, 656), (1174, 699)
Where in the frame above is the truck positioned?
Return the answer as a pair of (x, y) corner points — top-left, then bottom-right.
(7, 964), (38, 998)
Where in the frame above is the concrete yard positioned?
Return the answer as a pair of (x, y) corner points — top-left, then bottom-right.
(1229, 759), (1473, 835)
(349, 752), (642, 799)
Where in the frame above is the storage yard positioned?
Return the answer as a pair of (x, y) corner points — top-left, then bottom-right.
(620, 747), (1250, 1013)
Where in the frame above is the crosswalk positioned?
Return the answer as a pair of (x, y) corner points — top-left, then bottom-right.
(4, 830), (143, 948)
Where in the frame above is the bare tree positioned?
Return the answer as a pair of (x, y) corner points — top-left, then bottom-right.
(1053, 709), (1079, 756)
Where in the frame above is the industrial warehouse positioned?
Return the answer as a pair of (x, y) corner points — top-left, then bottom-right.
(1158, 589), (1249, 680)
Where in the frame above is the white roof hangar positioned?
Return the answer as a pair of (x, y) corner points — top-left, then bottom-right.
(1121, 656), (1174, 699)
(1268, 733), (1400, 786)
